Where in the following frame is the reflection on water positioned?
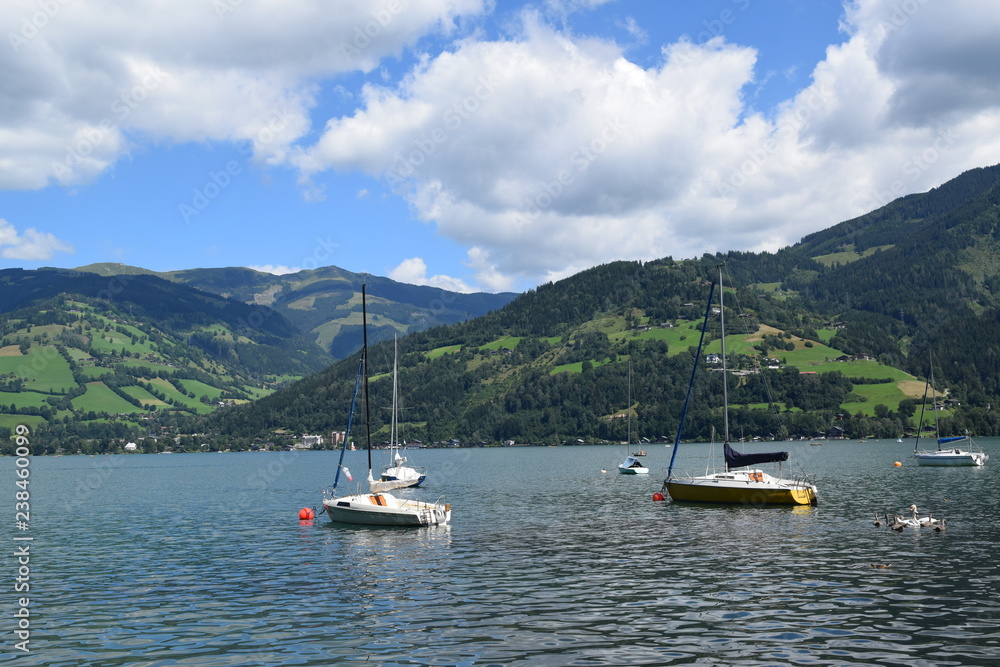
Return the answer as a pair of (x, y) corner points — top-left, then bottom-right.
(5, 440), (1000, 665)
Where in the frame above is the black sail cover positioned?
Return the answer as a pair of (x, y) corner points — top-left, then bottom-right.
(724, 442), (788, 469)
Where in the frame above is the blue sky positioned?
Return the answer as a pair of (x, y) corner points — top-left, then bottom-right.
(2, 0), (999, 293)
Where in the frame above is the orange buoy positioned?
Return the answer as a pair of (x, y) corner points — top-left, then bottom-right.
(893, 461), (902, 467)
(298, 507), (315, 520)
(652, 492), (666, 502)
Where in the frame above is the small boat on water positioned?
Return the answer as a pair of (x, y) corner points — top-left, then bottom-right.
(322, 286), (450, 527)
(617, 358), (649, 475)
(619, 454), (649, 475)
(913, 356), (988, 467)
(379, 336), (427, 489)
(663, 264), (818, 506)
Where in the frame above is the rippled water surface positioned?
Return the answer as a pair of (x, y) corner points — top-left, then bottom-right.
(5, 440), (1000, 665)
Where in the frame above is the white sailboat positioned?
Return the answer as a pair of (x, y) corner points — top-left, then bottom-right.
(663, 264), (818, 506)
(618, 357), (649, 474)
(322, 285), (451, 527)
(379, 336), (427, 488)
(913, 357), (988, 467)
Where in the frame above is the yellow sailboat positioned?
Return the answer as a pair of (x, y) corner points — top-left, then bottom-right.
(663, 265), (817, 506)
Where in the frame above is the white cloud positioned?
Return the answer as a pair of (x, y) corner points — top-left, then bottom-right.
(388, 257), (475, 293)
(0, 219), (74, 260)
(4, 0), (1000, 291)
(295, 18), (763, 287)
(0, 0), (489, 189)
(247, 264), (302, 276)
(295, 2), (1000, 289)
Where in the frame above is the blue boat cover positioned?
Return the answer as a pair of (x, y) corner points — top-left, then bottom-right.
(724, 442), (789, 469)
(937, 436), (968, 445)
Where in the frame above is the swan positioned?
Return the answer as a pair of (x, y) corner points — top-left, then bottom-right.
(873, 512), (883, 527)
(908, 504), (939, 527)
(934, 518), (947, 532)
(890, 515), (906, 531)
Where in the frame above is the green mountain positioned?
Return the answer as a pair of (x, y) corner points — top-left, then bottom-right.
(76, 263), (518, 358)
(204, 164), (1000, 449)
(7, 163), (1000, 454)
(0, 268), (331, 438)
(0, 265), (515, 451)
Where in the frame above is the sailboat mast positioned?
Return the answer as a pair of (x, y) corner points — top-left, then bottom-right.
(914, 373), (929, 454)
(361, 285), (373, 475)
(627, 356), (633, 446)
(666, 280), (717, 478)
(718, 264), (731, 447)
(391, 335), (399, 448)
(930, 356), (941, 451)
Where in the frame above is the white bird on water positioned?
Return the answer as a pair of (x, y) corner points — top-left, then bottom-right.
(908, 504), (939, 527)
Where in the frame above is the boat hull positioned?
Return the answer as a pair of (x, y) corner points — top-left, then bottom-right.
(665, 470), (817, 506)
(914, 450), (988, 466)
(619, 454), (648, 474)
(380, 465), (427, 488)
(322, 493), (450, 526)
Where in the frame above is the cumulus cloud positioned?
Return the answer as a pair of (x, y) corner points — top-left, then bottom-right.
(295, 17), (763, 287)
(247, 264), (302, 276)
(295, 1), (1000, 289)
(4, 0), (1000, 291)
(0, 0), (488, 189)
(389, 257), (475, 293)
(0, 219), (74, 260)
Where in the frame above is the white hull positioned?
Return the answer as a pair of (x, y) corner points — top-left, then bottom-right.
(323, 492), (450, 526)
(915, 449), (988, 466)
(380, 465), (427, 488)
(619, 454), (648, 474)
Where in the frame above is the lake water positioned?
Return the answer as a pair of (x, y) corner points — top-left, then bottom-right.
(4, 439), (1000, 666)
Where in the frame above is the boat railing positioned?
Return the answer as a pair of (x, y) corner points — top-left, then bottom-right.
(786, 471), (816, 490)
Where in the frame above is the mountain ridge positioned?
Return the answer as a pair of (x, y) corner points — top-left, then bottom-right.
(4, 163), (1000, 453)
(72, 263), (518, 358)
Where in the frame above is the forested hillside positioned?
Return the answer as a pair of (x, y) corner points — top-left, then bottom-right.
(5, 163), (1000, 454)
(206, 164), (1000, 449)
(0, 269), (331, 449)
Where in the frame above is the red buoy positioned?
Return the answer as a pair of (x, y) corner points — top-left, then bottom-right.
(298, 507), (315, 520)
(652, 492), (665, 502)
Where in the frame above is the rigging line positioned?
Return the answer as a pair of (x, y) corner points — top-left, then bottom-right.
(914, 361), (930, 453)
(362, 285), (373, 476)
(332, 356), (364, 492)
(718, 263), (730, 447)
(666, 278), (717, 479)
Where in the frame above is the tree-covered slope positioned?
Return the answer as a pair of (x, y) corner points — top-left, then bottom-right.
(204, 165), (1000, 447)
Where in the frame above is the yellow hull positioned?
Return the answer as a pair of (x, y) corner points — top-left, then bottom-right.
(666, 478), (817, 506)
